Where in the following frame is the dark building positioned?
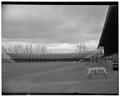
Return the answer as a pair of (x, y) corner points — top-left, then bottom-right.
(98, 5), (118, 56)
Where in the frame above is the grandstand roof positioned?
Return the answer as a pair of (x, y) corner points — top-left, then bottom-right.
(98, 5), (118, 56)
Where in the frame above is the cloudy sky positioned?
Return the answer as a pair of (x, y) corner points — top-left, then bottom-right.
(2, 5), (109, 52)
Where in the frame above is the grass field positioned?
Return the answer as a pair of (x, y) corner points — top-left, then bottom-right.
(2, 61), (118, 94)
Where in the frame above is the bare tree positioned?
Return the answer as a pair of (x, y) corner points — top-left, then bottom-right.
(82, 42), (87, 52)
(36, 44), (41, 54)
(76, 42), (82, 53)
(41, 45), (47, 54)
(76, 42), (87, 53)
(2, 46), (7, 54)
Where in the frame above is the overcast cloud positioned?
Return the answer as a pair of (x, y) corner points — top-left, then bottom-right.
(2, 5), (108, 43)
(2, 5), (109, 52)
